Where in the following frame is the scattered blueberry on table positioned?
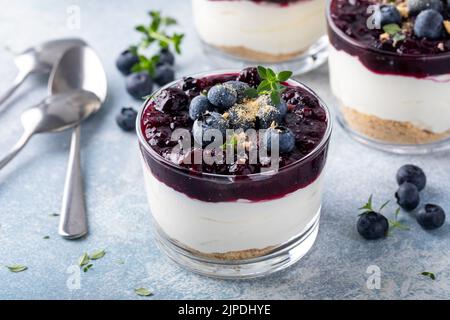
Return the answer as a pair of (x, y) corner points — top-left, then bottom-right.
(116, 107), (138, 132)
(417, 204), (446, 230)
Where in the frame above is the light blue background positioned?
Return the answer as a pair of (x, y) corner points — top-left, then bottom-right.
(1, 0), (450, 300)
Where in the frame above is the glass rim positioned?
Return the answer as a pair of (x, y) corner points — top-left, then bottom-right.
(326, 0), (450, 60)
(135, 69), (333, 179)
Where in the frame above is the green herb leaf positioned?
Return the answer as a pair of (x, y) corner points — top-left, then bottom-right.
(270, 91), (281, 105)
(78, 253), (90, 267)
(135, 288), (153, 297)
(358, 195), (373, 212)
(383, 23), (402, 35)
(257, 66), (267, 79)
(7, 264), (28, 273)
(90, 249), (106, 260)
(83, 264), (93, 273)
(421, 272), (436, 280)
(379, 200), (390, 212)
(244, 88), (258, 99)
(43, 236), (50, 239)
(389, 208), (409, 232)
(277, 71), (293, 82)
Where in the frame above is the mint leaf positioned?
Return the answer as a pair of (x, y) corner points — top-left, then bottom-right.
(244, 88), (258, 99)
(383, 23), (402, 35)
(135, 288), (153, 297)
(257, 66), (268, 79)
(270, 91), (281, 105)
(421, 272), (436, 280)
(90, 249), (106, 260)
(78, 253), (90, 267)
(6, 264), (27, 273)
(277, 71), (293, 82)
(83, 264), (93, 273)
(359, 195), (373, 212)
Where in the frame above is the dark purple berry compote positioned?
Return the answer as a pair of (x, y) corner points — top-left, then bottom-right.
(328, 0), (450, 77)
(138, 67), (331, 202)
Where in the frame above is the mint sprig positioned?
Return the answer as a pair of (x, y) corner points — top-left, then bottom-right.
(130, 11), (184, 76)
(245, 66), (292, 105)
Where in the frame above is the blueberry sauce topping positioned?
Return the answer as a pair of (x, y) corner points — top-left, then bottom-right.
(140, 69), (328, 176)
(329, 0), (450, 77)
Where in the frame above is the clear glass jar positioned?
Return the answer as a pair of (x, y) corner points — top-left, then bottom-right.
(327, 0), (450, 154)
(136, 71), (332, 279)
(192, 0), (329, 75)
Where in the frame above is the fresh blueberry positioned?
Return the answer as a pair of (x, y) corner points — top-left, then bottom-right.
(270, 99), (288, 118)
(375, 5), (402, 27)
(189, 95), (213, 120)
(207, 84), (237, 111)
(126, 72), (154, 99)
(396, 182), (420, 211)
(357, 211), (389, 240)
(263, 126), (295, 153)
(396, 164), (427, 191)
(193, 112), (227, 146)
(417, 204), (446, 230)
(408, 0), (443, 16)
(257, 105), (282, 129)
(116, 107), (138, 132)
(414, 9), (444, 39)
(154, 87), (189, 112)
(236, 67), (261, 88)
(116, 49), (139, 75)
(158, 48), (175, 66)
(224, 81), (250, 103)
(154, 64), (175, 86)
(227, 106), (255, 130)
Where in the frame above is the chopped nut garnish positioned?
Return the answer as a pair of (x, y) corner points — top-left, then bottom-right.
(438, 42), (445, 51)
(379, 33), (390, 42)
(444, 21), (450, 35)
(397, 2), (409, 18)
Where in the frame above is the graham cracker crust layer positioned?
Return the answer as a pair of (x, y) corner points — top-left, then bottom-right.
(190, 246), (276, 261)
(342, 106), (450, 145)
(217, 44), (304, 63)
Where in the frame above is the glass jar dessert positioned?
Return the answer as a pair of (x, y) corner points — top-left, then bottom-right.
(327, 0), (450, 153)
(136, 67), (332, 278)
(192, 0), (329, 74)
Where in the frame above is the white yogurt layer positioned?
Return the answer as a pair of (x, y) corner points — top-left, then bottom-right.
(192, 0), (326, 56)
(329, 46), (450, 134)
(143, 165), (324, 254)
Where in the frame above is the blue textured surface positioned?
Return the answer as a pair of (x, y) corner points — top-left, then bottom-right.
(1, 0), (450, 300)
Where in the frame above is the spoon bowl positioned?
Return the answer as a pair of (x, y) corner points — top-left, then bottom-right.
(21, 90), (101, 134)
(0, 90), (101, 170)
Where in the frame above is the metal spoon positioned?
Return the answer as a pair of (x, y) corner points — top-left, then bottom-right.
(0, 38), (86, 108)
(0, 90), (101, 170)
(48, 45), (107, 239)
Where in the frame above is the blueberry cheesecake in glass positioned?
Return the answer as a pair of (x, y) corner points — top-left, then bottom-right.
(137, 67), (332, 278)
(192, 0), (328, 74)
(328, 0), (450, 153)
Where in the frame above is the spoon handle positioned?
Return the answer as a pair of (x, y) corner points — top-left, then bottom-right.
(0, 130), (33, 170)
(59, 126), (87, 239)
(0, 70), (30, 109)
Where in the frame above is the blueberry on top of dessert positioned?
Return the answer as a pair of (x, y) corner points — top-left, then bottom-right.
(140, 67), (329, 176)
